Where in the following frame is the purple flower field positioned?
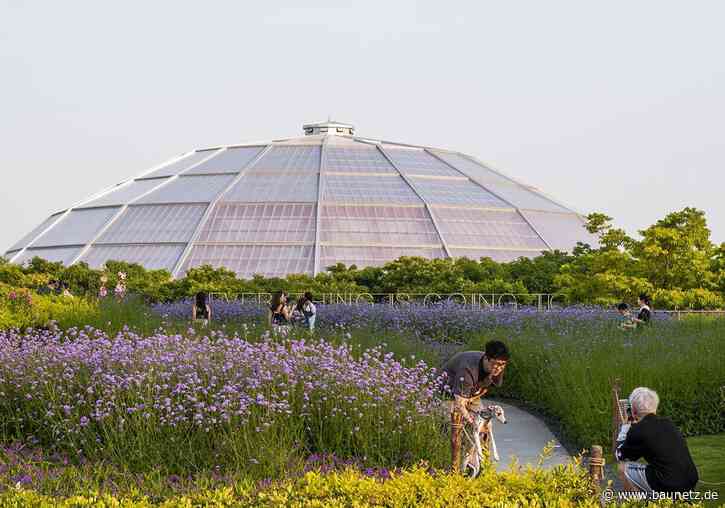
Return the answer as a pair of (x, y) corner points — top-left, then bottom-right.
(152, 300), (667, 341)
(0, 325), (447, 473)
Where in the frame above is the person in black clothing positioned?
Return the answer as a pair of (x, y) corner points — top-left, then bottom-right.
(37, 279), (58, 295)
(632, 294), (652, 326)
(616, 387), (698, 496)
(269, 291), (291, 332)
(441, 341), (509, 473)
(192, 292), (212, 326)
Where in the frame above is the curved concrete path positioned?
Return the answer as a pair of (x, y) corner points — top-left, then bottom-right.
(482, 400), (572, 471)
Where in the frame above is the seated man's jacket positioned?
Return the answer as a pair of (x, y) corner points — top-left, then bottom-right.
(616, 413), (699, 492)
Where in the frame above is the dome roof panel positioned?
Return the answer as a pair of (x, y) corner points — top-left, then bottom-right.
(320, 204), (442, 246)
(273, 135), (326, 145)
(383, 146), (462, 177)
(484, 184), (570, 213)
(432, 151), (571, 213)
(183, 146), (265, 175)
(13, 246), (81, 266)
(431, 207), (548, 250)
(519, 210), (598, 251)
(80, 244), (186, 272)
(324, 145), (395, 174)
(408, 176), (511, 208)
(181, 244), (315, 278)
(136, 175), (236, 205)
(32, 207), (120, 248)
(223, 172), (318, 203)
(141, 150), (221, 179)
(8, 213), (63, 252)
(80, 178), (170, 208)
(323, 174), (421, 205)
(96, 204), (207, 244)
(197, 203), (316, 243)
(253, 146), (321, 172)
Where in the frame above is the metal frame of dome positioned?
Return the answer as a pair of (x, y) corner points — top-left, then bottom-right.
(5, 121), (597, 278)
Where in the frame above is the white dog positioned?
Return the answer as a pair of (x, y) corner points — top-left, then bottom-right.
(462, 404), (507, 477)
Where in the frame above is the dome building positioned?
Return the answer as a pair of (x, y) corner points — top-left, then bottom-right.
(5, 121), (597, 278)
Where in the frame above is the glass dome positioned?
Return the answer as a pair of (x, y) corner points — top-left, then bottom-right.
(5, 121), (597, 278)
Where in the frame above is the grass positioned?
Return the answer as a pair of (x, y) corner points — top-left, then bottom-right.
(689, 434), (725, 506)
(464, 318), (725, 448)
(330, 325), (446, 368)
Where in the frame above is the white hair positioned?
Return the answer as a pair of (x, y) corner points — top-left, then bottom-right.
(629, 387), (659, 415)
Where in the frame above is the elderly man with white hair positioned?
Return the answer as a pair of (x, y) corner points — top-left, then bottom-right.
(616, 387), (699, 496)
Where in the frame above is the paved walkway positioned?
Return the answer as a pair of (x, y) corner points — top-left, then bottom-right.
(480, 400), (572, 471)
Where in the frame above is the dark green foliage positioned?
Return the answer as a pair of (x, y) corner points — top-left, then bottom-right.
(60, 262), (101, 296)
(507, 251), (572, 294)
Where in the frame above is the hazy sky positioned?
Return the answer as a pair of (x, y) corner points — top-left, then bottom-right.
(1, 1), (724, 253)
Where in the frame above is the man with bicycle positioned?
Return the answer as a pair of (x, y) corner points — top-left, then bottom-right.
(442, 341), (510, 473)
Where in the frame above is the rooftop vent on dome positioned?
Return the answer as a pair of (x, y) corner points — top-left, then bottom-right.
(302, 120), (354, 136)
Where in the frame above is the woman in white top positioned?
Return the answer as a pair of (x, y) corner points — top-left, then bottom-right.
(296, 291), (317, 331)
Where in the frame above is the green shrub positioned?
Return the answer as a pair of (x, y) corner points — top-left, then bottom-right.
(0, 261), (26, 286)
(0, 465), (701, 507)
(0, 284), (97, 330)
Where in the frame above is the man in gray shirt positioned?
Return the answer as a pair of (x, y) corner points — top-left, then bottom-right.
(442, 340), (509, 473)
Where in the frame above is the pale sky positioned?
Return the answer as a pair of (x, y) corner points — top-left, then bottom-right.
(1, 1), (724, 253)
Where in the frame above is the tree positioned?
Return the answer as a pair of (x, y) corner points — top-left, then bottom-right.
(352, 266), (386, 294)
(585, 213), (633, 251)
(175, 265), (243, 297)
(24, 257), (65, 276)
(631, 207), (715, 290)
(61, 262), (101, 296)
(708, 242), (725, 297)
(507, 251), (572, 294)
(554, 215), (642, 304)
